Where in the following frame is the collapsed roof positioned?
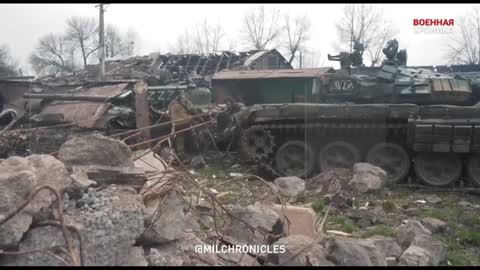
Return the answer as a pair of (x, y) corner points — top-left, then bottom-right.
(36, 49), (293, 87)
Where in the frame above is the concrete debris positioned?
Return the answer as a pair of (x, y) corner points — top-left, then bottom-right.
(77, 165), (148, 187)
(458, 201), (472, 208)
(394, 219), (432, 249)
(37, 50), (291, 87)
(134, 151), (167, 173)
(145, 233), (218, 266)
(58, 134), (134, 168)
(70, 168), (96, 190)
(325, 236), (385, 266)
(398, 234), (448, 266)
(0, 154), (71, 249)
(126, 247), (149, 266)
(256, 203), (317, 238)
(9, 225), (82, 266)
(140, 190), (188, 245)
(223, 204), (285, 247)
(425, 194), (443, 204)
(346, 207), (386, 228)
(306, 168), (352, 194)
(269, 235), (334, 266)
(362, 235), (403, 258)
(398, 245), (432, 266)
(273, 176), (306, 197)
(421, 217), (447, 233)
(355, 238), (388, 266)
(65, 186), (145, 266)
(348, 163), (387, 193)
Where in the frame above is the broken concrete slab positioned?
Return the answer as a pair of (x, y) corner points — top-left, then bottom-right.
(140, 190), (188, 245)
(64, 186), (145, 266)
(421, 217), (447, 233)
(398, 245), (431, 266)
(58, 134), (134, 168)
(127, 247), (149, 266)
(269, 235), (334, 266)
(0, 155), (72, 249)
(134, 151), (167, 173)
(394, 219), (432, 249)
(74, 165), (147, 187)
(398, 234), (448, 266)
(223, 204), (284, 246)
(362, 235), (403, 258)
(325, 236), (376, 266)
(348, 163), (387, 194)
(11, 225), (81, 266)
(356, 238), (388, 266)
(273, 176), (306, 197)
(410, 234), (448, 265)
(255, 202), (317, 238)
(306, 168), (352, 194)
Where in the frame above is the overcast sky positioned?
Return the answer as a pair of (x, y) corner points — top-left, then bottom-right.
(1, 3), (479, 74)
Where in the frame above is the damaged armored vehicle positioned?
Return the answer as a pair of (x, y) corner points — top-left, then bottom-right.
(229, 39), (480, 188)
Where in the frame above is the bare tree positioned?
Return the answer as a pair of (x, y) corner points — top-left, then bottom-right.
(446, 7), (480, 64)
(335, 4), (397, 66)
(171, 29), (197, 54)
(105, 24), (127, 58)
(0, 45), (19, 77)
(302, 47), (323, 68)
(242, 6), (281, 50)
(65, 16), (99, 68)
(29, 33), (74, 76)
(124, 28), (140, 56)
(283, 13), (311, 65)
(194, 19), (225, 54)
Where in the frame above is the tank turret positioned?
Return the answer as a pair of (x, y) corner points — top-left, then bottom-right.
(323, 39), (476, 106)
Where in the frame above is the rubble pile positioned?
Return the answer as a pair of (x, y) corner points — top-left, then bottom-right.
(1, 133), (478, 266)
(36, 50), (272, 87)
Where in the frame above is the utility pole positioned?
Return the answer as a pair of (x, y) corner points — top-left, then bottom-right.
(98, 3), (105, 81)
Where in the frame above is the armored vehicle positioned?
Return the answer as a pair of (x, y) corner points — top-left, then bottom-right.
(234, 40), (480, 187)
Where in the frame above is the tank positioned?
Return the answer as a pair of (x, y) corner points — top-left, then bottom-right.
(232, 39), (480, 188)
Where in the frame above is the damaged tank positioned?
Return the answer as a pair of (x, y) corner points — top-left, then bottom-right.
(234, 39), (480, 188)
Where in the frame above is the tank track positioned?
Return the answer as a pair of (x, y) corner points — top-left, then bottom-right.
(242, 120), (480, 189)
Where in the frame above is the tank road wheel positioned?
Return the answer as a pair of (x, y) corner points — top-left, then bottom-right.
(414, 153), (462, 187)
(275, 140), (315, 178)
(318, 141), (361, 171)
(239, 126), (275, 161)
(366, 143), (411, 184)
(466, 154), (480, 187)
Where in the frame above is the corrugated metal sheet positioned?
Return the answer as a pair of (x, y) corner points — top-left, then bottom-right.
(212, 67), (335, 80)
(36, 83), (130, 128)
(243, 50), (269, 67)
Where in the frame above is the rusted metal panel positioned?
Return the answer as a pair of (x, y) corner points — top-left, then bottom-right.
(35, 83), (129, 128)
(212, 67), (335, 80)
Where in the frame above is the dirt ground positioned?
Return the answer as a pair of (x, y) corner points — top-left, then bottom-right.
(192, 150), (480, 266)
